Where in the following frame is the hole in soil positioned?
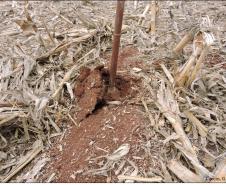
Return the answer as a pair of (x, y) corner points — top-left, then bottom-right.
(74, 65), (139, 121)
(91, 99), (106, 114)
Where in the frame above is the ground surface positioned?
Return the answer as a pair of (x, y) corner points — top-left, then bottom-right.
(39, 47), (160, 182)
(1, 1), (226, 183)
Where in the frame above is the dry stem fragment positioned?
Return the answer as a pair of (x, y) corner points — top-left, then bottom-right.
(138, 4), (150, 25)
(184, 110), (208, 137)
(160, 63), (174, 84)
(2, 140), (43, 182)
(186, 46), (209, 87)
(156, 82), (212, 178)
(149, 1), (157, 34)
(175, 47), (202, 87)
(141, 98), (155, 126)
(167, 160), (203, 182)
(118, 175), (162, 182)
(51, 48), (95, 99)
(37, 30), (97, 60)
(173, 27), (199, 55)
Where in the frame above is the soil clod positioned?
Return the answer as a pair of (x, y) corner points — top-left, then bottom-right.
(74, 65), (139, 121)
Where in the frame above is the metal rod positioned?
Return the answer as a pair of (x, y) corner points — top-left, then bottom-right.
(109, 0), (125, 87)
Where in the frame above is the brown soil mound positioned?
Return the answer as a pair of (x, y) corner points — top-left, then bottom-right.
(38, 47), (161, 183)
(74, 65), (140, 122)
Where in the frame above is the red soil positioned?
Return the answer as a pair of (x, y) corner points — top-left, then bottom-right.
(42, 105), (150, 182)
(104, 47), (149, 71)
(74, 65), (140, 122)
(39, 47), (158, 182)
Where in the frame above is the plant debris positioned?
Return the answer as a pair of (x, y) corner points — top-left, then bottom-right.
(0, 1), (226, 183)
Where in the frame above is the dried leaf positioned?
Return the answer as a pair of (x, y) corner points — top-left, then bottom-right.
(107, 144), (130, 161)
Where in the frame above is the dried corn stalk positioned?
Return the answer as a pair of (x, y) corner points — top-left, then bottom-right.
(2, 140), (43, 182)
(167, 159), (203, 182)
(173, 27), (199, 55)
(175, 31), (214, 87)
(149, 1), (157, 34)
(156, 81), (213, 179)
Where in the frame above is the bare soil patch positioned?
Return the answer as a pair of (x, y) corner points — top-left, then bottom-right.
(38, 47), (160, 182)
(104, 47), (149, 71)
(43, 105), (150, 182)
